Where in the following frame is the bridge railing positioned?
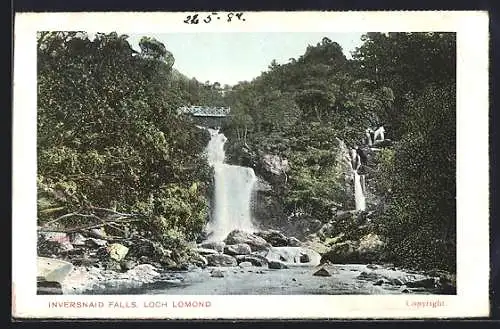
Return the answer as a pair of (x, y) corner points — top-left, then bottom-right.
(177, 106), (231, 117)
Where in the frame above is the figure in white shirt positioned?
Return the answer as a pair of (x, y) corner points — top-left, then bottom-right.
(373, 126), (385, 142)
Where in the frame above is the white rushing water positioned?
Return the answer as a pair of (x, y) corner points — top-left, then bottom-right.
(204, 128), (257, 241)
(353, 171), (366, 211)
(349, 148), (366, 211)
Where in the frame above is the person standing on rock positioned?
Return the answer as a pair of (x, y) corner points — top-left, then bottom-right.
(373, 126), (385, 142)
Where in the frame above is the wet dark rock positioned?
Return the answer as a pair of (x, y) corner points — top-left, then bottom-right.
(224, 243), (252, 256)
(255, 230), (288, 247)
(366, 264), (378, 270)
(210, 269), (225, 278)
(235, 254), (268, 267)
(401, 289), (411, 293)
(299, 253), (310, 263)
(206, 254), (238, 267)
(313, 268), (332, 277)
(406, 278), (437, 289)
(268, 261), (288, 269)
(373, 279), (384, 286)
(37, 281), (63, 295)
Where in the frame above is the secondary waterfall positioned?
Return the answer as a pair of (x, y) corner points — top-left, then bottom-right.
(349, 148), (366, 211)
(204, 128), (257, 241)
(353, 171), (366, 211)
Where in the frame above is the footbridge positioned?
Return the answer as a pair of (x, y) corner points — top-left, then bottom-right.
(178, 106), (231, 128)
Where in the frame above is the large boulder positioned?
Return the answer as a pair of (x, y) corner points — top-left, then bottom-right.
(224, 243), (252, 256)
(224, 230), (271, 251)
(235, 254), (268, 267)
(254, 230), (288, 247)
(206, 254), (238, 267)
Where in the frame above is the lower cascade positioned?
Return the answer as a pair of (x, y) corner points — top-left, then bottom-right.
(204, 128), (257, 241)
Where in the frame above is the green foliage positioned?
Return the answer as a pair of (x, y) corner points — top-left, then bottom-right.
(223, 33), (456, 272)
(37, 32), (212, 249)
(376, 84), (456, 271)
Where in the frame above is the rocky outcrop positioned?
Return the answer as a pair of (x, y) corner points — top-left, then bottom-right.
(224, 230), (271, 251)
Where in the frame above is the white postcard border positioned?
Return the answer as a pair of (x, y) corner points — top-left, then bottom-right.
(12, 11), (490, 319)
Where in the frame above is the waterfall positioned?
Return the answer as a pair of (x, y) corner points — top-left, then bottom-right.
(204, 128), (257, 241)
(349, 148), (366, 211)
(353, 171), (366, 211)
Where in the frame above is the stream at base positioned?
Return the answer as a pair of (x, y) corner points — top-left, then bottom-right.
(122, 264), (442, 295)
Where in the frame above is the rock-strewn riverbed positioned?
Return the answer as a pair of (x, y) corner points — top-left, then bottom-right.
(38, 228), (456, 296)
(58, 263), (453, 295)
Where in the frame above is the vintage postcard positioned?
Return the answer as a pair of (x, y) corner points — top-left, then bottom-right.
(12, 11), (489, 319)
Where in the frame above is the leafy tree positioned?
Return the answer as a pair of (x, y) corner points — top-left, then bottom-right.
(37, 32), (212, 253)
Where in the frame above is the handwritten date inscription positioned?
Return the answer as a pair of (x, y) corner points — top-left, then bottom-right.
(184, 12), (245, 24)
